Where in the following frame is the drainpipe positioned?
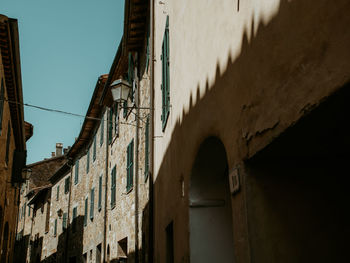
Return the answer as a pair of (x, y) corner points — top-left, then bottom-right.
(134, 53), (140, 263)
(103, 109), (109, 263)
(149, 0), (155, 261)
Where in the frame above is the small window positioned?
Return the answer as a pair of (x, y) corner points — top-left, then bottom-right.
(126, 139), (134, 191)
(84, 197), (88, 227)
(100, 117), (104, 146)
(64, 177), (70, 194)
(144, 117), (150, 180)
(108, 108), (113, 144)
(54, 219), (57, 237)
(74, 160), (79, 185)
(56, 185), (60, 200)
(93, 136), (96, 161)
(90, 188), (95, 220)
(98, 175), (102, 211)
(62, 212), (67, 231)
(86, 149), (90, 173)
(161, 16), (170, 131)
(111, 166), (116, 208)
(72, 207), (77, 233)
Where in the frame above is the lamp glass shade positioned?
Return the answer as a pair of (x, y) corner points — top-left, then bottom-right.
(110, 79), (131, 103)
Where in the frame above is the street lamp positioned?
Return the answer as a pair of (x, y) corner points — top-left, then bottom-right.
(110, 79), (132, 103)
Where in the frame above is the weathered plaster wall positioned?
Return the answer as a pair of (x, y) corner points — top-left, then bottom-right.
(152, 0), (350, 262)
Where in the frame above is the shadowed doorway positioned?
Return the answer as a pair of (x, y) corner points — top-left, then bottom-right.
(189, 137), (235, 263)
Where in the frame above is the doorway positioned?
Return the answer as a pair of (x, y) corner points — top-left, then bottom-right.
(189, 137), (235, 263)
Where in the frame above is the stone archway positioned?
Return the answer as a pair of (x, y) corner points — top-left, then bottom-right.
(189, 137), (235, 263)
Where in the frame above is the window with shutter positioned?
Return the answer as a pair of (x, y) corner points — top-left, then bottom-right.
(100, 117), (104, 146)
(62, 212), (67, 231)
(93, 136), (96, 161)
(54, 219), (57, 236)
(72, 207), (77, 233)
(111, 167), (116, 208)
(64, 177), (70, 194)
(161, 16), (170, 131)
(108, 108), (113, 144)
(98, 175), (102, 211)
(0, 79), (4, 134)
(84, 198), (88, 227)
(145, 117), (150, 180)
(74, 160), (79, 185)
(126, 139), (134, 191)
(114, 103), (119, 137)
(56, 185), (60, 200)
(86, 148), (90, 173)
(90, 188), (95, 220)
(5, 120), (11, 165)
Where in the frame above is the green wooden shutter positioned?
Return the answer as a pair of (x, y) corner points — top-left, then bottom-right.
(84, 198), (88, 226)
(100, 117), (104, 146)
(56, 185), (59, 200)
(145, 26), (150, 72)
(0, 79), (4, 133)
(72, 207), (77, 232)
(114, 103), (119, 136)
(64, 177), (70, 194)
(86, 149), (90, 173)
(62, 213), (67, 231)
(93, 136), (96, 161)
(5, 121), (10, 165)
(161, 16), (170, 130)
(74, 160), (79, 184)
(90, 188), (94, 219)
(54, 219), (57, 236)
(111, 167), (116, 207)
(98, 176), (102, 210)
(126, 139), (134, 191)
(108, 108), (113, 143)
(144, 117), (150, 179)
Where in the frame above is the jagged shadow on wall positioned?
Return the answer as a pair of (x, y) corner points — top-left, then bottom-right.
(153, 0), (350, 262)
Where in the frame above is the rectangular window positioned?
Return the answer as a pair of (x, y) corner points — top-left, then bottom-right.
(90, 188), (94, 220)
(144, 117), (150, 180)
(100, 117), (104, 146)
(126, 139), (134, 191)
(108, 108), (113, 144)
(64, 177), (70, 194)
(93, 136), (96, 161)
(98, 175), (102, 211)
(5, 120), (11, 165)
(74, 160), (79, 184)
(72, 206), (77, 233)
(54, 219), (57, 237)
(0, 78), (4, 134)
(28, 207), (30, 217)
(24, 202), (26, 217)
(111, 166), (116, 208)
(84, 197), (88, 226)
(114, 103), (119, 137)
(161, 16), (170, 130)
(86, 149), (90, 173)
(62, 212), (67, 231)
(56, 185), (60, 200)
(45, 201), (50, 233)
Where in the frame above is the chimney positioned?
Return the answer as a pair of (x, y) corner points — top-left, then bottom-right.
(63, 148), (68, 155)
(51, 152), (55, 157)
(56, 143), (63, 156)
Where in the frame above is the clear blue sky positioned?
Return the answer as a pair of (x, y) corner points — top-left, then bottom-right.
(0, 0), (124, 164)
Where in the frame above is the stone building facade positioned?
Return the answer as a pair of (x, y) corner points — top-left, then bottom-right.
(0, 14), (32, 263)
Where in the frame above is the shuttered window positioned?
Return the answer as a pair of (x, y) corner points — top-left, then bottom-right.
(62, 212), (67, 231)
(54, 219), (57, 236)
(64, 177), (70, 194)
(90, 188), (95, 220)
(108, 108), (113, 144)
(86, 148), (90, 173)
(126, 139), (134, 191)
(114, 103), (119, 137)
(93, 136), (96, 161)
(98, 175), (102, 211)
(100, 117), (104, 146)
(145, 117), (150, 180)
(161, 16), (170, 131)
(111, 166), (116, 208)
(56, 185), (60, 200)
(84, 197), (88, 226)
(5, 120), (11, 165)
(0, 79), (4, 133)
(72, 207), (77, 233)
(74, 160), (79, 185)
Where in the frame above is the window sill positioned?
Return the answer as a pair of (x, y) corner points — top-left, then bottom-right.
(125, 186), (133, 195)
